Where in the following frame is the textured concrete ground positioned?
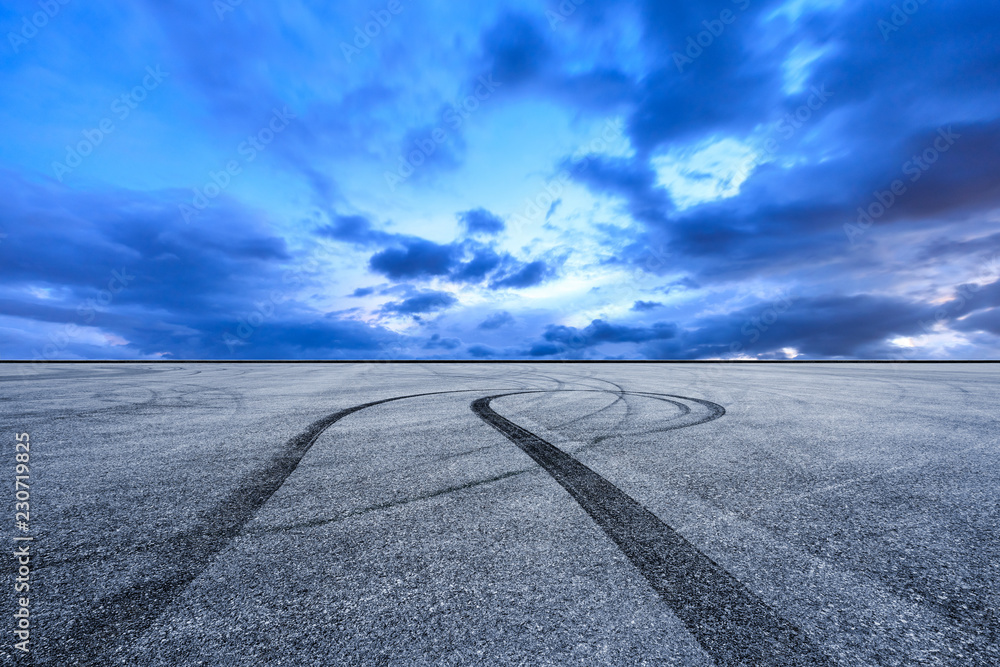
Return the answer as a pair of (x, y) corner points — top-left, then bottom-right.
(2, 362), (998, 665)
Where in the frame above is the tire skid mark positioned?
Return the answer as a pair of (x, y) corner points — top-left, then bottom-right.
(588, 397), (691, 445)
(259, 468), (537, 534)
(472, 393), (834, 667)
(58, 388), (518, 664)
(65, 385), (825, 665)
(552, 392), (627, 429)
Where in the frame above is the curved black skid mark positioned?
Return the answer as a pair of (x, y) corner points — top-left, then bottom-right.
(472, 393), (832, 667)
(63, 386), (818, 665)
(57, 388), (516, 663)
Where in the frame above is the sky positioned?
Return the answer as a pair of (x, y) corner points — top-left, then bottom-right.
(1, 0), (999, 360)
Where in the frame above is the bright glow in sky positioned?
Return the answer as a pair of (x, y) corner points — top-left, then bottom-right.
(651, 138), (763, 210)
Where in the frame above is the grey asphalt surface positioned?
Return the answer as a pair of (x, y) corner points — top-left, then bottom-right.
(2, 362), (999, 665)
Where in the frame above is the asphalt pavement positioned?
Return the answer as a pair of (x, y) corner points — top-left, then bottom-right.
(2, 362), (998, 665)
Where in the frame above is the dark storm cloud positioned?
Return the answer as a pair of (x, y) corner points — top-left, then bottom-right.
(542, 319), (678, 350)
(451, 247), (504, 283)
(365, 237), (558, 290)
(467, 344), (501, 358)
(0, 171), (287, 308)
(7, 0), (1000, 360)
(380, 290), (458, 315)
(917, 232), (1000, 264)
(573, 117), (1000, 287)
(473, 9), (635, 111)
(423, 334), (463, 350)
(646, 294), (940, 360)
(215, 319), (404, 360)
(528, 342), (563, 357)
(625, 1), (789, 150)
(0, 171), (399, 359)
(479, 12), (552, 87)
(953, 309), (1000, 337)
(459, 208), (506, 235)
(632, 300), (664, 311)
(522, 291), (952, 360)
(316, 213), (548, 289)
(369, 239), (457, 279)
(934, 279), (1000, 323)
(548, 0), (1000, 303)
(562, 155), (671, 226)
(316, 214), (396, 247)
(489, 260), (553, 289)
(478, 311), (515, 330)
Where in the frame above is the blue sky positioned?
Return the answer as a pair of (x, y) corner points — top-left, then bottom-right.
(2, 0), (999, 360)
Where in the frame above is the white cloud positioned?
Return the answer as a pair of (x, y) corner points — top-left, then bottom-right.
(651, 137), (764, 209)
(782, 42), (831, 95)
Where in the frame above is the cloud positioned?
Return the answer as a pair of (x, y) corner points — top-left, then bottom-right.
(459, 208), (505, 235)
(379, 290), (458, 316)
(467, 344), (501, 358)
(646, 293), (940, 360)
(478, 311), (515, 330)
(521, 290), (954, 360)
(369, 239), (457, 280)
(541, 319), (679, 352)
(479, 12), (551, 87)
(316, 214), (395, 247)
(528, 342), (563, 357)
(954, 308), (1000, 337)
(450, 246), (504, 283)
(632, 300), (664, 311)
(545, 199), (562, 222)
(397, 122), (467, 179)
(423, 333), (462, 350)
(0, 171), (402, 359)
(563, 155), (672, 227)
(489, 260), (553, 289)
(6, 0), (1000, 361)
(365, 237), (556, 291)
